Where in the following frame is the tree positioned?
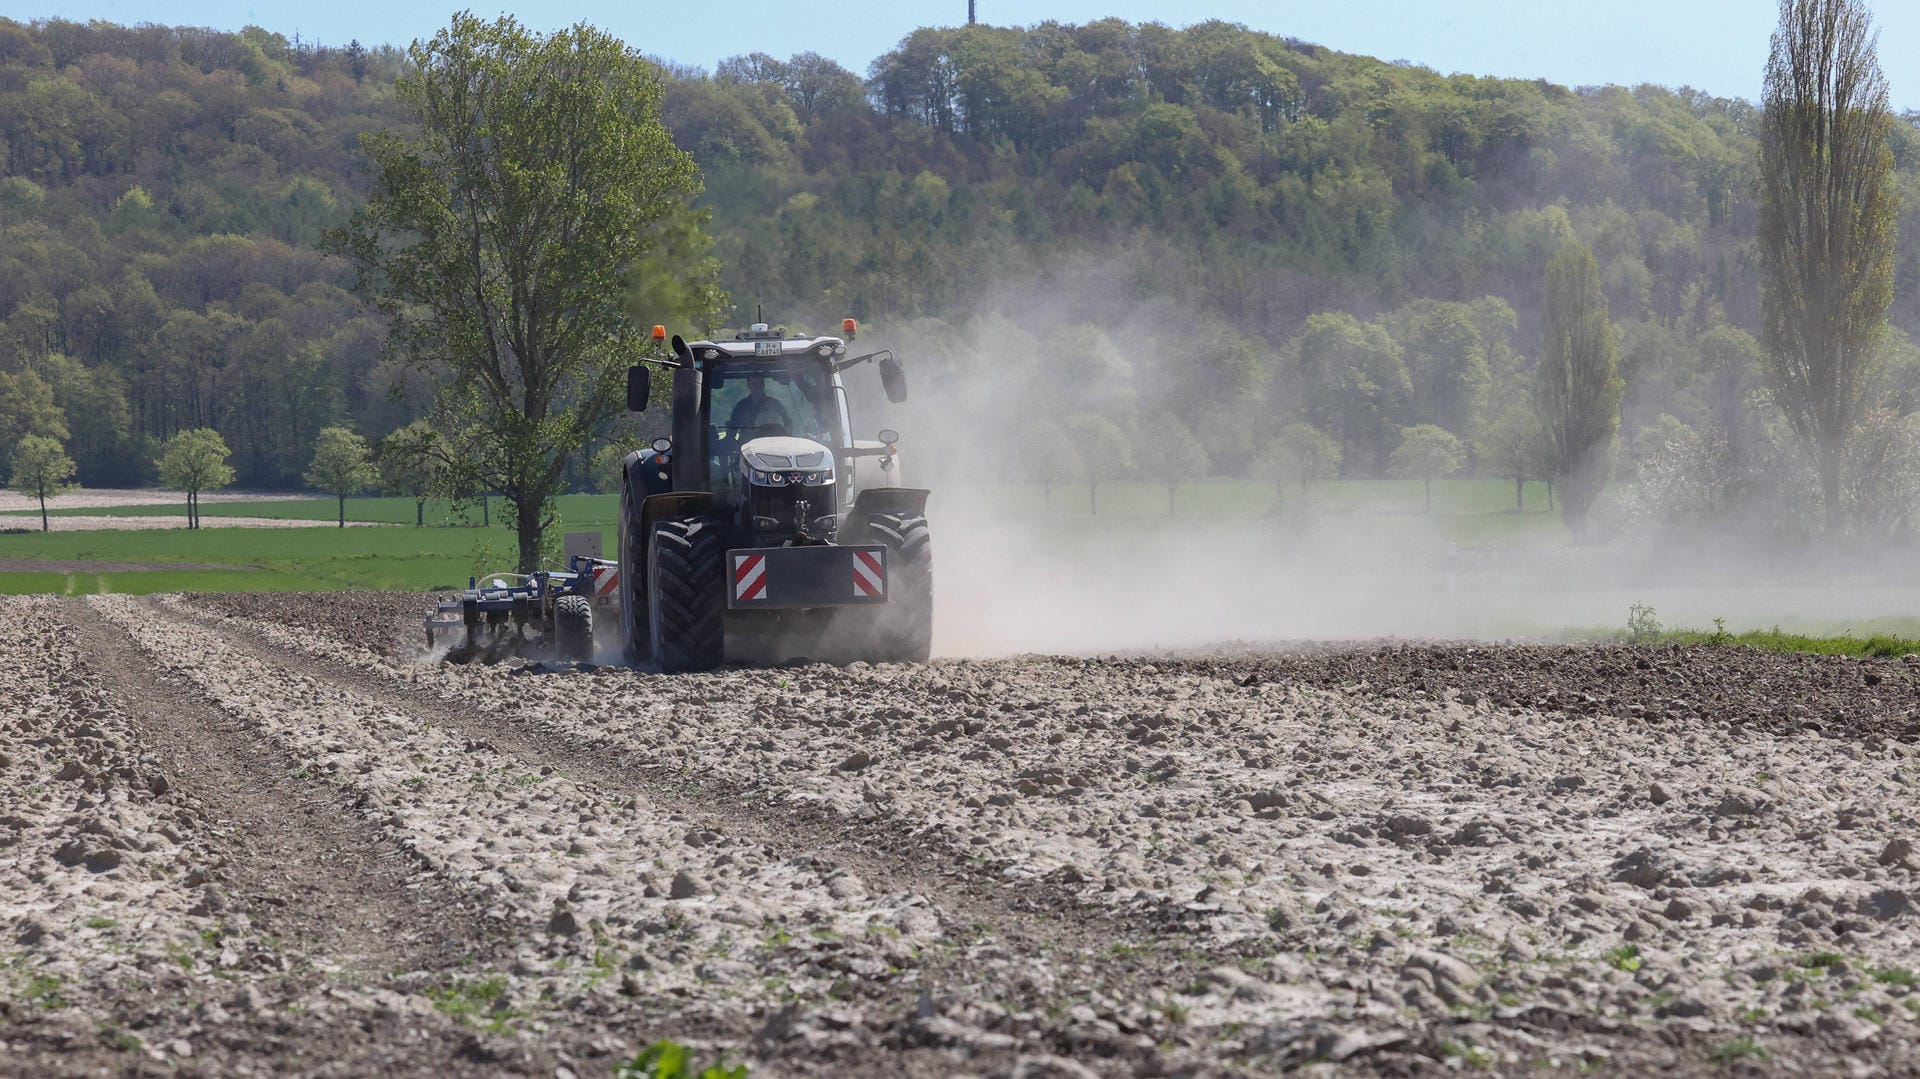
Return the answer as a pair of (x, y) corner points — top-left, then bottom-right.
(1842, 407), (1920, 536)
(155, 428), (235, 529)
(8, 434), (76, 531)
(1153, 414), (1210, 513)
(1385, 300), (1489, 439)
(1389, 424), (1464, 512)
(1017, 420), (1086, 512)
(1062, 414), (1133, 515)
(334, 14), (721, 572)
(1269, 422), (1341, 494)
(1538, 238), (1623, 540)
(376, 420), (445, 527)
(1482, 405), (1549, 510)
(0, 367), (69, 473)
(1758, 0), (1897, 534)
(40, 353), (133, 485)
(590, 442), (635, 496)
(1290, 313), (1410, 475)
(305, 426), (375, 528)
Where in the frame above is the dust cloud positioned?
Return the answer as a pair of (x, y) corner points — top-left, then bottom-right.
(833, 265), (1920, 657)
(927, 509), (1920, 656)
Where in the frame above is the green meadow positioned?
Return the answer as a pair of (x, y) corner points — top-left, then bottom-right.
(2, 479), (1566, 595)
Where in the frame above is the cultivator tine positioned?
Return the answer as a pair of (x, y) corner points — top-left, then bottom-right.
(422, 556), (611, 667)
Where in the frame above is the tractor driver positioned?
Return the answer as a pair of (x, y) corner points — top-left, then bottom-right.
(727, 375), (792, 436)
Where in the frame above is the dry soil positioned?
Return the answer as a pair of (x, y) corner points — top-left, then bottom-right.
(1, 593), (1916, 1077)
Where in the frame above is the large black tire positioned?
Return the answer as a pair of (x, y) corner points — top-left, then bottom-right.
(555, 595), (592, 662)
(867, 513), (932, 662)
(618, 484), (647, 665)
(647, 515), (725, 672)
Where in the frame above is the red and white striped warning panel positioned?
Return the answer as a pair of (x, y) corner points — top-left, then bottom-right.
(591, 565), (620, 596)
(852, 549), (885, 597)
(733, 553), (768, 601)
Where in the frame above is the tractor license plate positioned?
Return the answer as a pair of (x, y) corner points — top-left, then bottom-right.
(753, 340), (781, 356)
(728, 545), (887, 609)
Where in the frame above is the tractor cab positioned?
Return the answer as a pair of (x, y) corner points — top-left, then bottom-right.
(702, 336), (846, 541)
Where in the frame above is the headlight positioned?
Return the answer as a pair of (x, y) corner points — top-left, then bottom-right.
(803, 469), (834, 486)
(749, 469), (789, 486)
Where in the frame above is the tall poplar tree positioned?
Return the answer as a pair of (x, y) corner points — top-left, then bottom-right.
(1538, 238), (1623, 541)
(1759, 0), (1897, 533)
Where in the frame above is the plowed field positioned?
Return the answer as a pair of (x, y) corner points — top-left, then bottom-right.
(2, 593), (1916, 1076)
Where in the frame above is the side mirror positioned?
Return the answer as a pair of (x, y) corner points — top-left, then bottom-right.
(878, 355), (908, 403)
(626, 366), (650, 412)
(671, 334), (693, 364)
(651, 436), (672, 454)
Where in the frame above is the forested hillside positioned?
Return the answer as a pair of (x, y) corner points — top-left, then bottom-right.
(4, 15), (1920, 518)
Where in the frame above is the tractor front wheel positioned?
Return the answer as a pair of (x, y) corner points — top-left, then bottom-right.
(647, 515), (725, 672)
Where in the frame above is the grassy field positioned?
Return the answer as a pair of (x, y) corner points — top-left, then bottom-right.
(1604, 616), (1920, 658)
(1652, 627), (1920, 657)
(1, 478), (1566, 596)
(9, 478), (1560, 523)
(10, 483), (1918, 665)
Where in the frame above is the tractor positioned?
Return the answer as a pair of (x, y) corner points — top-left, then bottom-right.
(616, 319), (932, 671)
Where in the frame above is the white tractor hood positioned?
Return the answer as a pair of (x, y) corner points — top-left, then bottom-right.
(738, 436), (832, 473)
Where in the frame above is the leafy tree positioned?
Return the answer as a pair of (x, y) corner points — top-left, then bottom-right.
(1151, 414), (1210, 514)
(1758, 0), (1897, 533)
(1389, 424), (1464, 512)
(376, 420), (445, 527)
(39, 353), (134, 484)
(1843, 407), (1920, 536)
(303, 425), (374, 528)
(1385, 300), (1489, 438)
(1538, 238), (1623, 540)
(1698, 325), (1765, 434)
(155, 427), (234, 529)
(7, 434), (76, 531)
(1269, 422), (1341, 494)
(1482, 405), (1549, 510)
(0, 367), (69, 472)
(1062, 413), (1133, 515)
(590, 442), (636, 496)
(334, 14), (721, 572)
(1017, 419), (1087, 512)
(1289, 313), (1410, 476)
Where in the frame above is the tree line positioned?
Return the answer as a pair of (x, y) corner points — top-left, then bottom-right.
(0, 5), (1915, 553)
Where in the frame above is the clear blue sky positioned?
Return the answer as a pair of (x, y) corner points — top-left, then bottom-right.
(18, 0), (1920, 110)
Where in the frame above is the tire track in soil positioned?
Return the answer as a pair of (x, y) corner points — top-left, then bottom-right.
(151, 598), (1247, 1073)
(57, 600), (539, 1077)
(161, 599), (1159, 944)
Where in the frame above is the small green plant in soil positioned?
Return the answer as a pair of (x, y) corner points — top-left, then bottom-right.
(1626, 603), (1663, 644)
(613, 1039), (749, 1079)
(1605, 943), (1642, 972)
(1711, 1037), (1769, 1062)
(22, 970), (67, 1010)
(426, 975), (509, 1024)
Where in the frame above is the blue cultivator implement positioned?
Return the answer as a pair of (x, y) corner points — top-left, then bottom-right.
(424, 536), (619, 663)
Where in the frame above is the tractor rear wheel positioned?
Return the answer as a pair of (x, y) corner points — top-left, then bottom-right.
(555, 595), (593, 663)
(647, 515), (725, 672)
(868, 513), (932, 662)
